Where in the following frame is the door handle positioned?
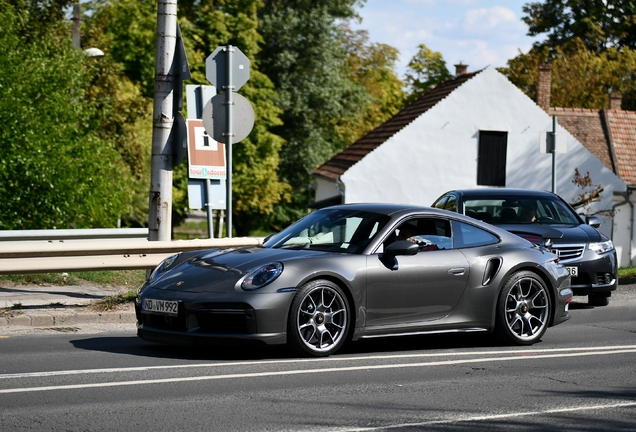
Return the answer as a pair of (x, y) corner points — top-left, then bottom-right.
(448, 267), (466, 276)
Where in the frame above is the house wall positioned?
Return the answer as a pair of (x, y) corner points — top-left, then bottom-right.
(339, 67), (626, 239)
(612, 193), (636, 267)
(314, 177), (342, 202)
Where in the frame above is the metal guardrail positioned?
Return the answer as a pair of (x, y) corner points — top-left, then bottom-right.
(0, 232), (262, 274)
(0, 228), (149, 242)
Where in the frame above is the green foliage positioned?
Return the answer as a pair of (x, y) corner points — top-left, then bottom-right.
(340, 26), (406, 145)
(0, 270), (146, 287)
(501, 38), (636, 110)
(523, 0), (636, 52)
(404, 44), (452, 103)
(0, 2), (135, 229)
(257, 2), (374, 225)
(619, 267), (636, 278)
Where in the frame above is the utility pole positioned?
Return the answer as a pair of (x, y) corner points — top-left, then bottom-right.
(148, 0), (178, 241)
(71, 3), (80, 49)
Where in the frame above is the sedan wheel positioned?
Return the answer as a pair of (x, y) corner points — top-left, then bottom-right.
(288, 280), (350, 357)
(496, 271), (551, 345)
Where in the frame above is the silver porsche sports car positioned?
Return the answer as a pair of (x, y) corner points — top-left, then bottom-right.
(136, 203), (572, 357)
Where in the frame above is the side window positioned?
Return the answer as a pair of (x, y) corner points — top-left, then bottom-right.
(444, 195), (457, 212)
(452, 220), (499, 248)
(433, 196), (448, 210)
(390, 218), (453, 251)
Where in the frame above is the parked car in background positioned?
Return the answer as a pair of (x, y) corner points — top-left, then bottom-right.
(432, 189), (617, 306)
(137, 203), (572, 357)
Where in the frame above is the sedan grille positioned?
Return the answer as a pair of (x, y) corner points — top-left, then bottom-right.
(551, 244), (585, 262)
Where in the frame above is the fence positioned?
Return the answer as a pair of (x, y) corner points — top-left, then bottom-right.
(0, 229), (262, 275)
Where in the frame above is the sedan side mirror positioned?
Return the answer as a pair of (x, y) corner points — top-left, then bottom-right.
(585, 216), (601, 228)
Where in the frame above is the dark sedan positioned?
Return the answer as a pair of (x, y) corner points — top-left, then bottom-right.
(433, 189), (617, 306)
(136, 203), (572, 357)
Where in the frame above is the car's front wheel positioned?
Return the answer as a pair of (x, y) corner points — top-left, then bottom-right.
(496, 271), (551, 345)
(287, 280), (350, 357)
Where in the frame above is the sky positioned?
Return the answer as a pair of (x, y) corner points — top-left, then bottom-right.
(349, 0), (544, 79)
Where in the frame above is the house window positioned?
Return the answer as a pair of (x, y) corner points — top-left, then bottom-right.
(477, 131), (507, 186)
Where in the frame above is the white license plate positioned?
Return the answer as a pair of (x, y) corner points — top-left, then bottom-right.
(566, 266), (578, 277)
(143, 298), (179, 316)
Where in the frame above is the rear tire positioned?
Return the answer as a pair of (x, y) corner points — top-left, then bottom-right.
(287, 280), (350, 357)
(588, 293), (610, 307)
(496, 271), (551, 345)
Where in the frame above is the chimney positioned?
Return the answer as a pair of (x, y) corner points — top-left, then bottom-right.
(454, 63), (468, 76)
(609, 93), (622, 110)
(537, 64), (552, 111)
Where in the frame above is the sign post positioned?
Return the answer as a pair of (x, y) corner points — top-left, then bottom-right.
(205, 46), (254, 238)
(540, 116), (566, 193)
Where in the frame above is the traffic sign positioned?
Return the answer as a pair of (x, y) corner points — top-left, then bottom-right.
(201, 93), (255, 144)
(186, 119), (226, 179)
(206, 46), (250, 91)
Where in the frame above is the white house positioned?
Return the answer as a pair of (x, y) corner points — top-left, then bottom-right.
(312, 65), (635, 267)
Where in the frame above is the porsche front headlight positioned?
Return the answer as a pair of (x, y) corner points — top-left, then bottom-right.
(242, 262), (283, 291)
(589, 240), (614, 255)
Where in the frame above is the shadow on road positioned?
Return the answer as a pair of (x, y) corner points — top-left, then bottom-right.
(70, 330), (512, 362)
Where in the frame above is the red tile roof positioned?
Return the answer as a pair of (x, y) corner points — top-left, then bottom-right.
(549, 107), (636, 187)
(548, 108), (614, 170)
(312, 70), (481, 180)
(605, 110), (636, 186)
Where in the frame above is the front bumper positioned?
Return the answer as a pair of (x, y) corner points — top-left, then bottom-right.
(556, 248), (617, 296)
(135, 290), (294, 347)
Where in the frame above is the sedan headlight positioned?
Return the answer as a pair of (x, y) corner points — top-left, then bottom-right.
(242, 262), (283, 291)
(589, 240), (614, 255)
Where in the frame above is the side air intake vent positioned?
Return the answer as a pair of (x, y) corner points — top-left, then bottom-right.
(482, 257), (502, 286)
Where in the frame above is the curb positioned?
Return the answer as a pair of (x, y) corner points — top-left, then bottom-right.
(619, 277), (636, 285)
(0, 307), (135, 327)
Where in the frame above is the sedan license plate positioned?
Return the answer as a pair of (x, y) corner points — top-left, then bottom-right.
(565, 266), (578, 277)
(143, 298), (179, 316)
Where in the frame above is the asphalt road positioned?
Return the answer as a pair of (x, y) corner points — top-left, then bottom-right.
(1, 286), (635, 431)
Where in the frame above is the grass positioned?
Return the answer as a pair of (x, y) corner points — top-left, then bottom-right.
(90, 289), (138, 312)
(618, 266), (636, 278)
(0, 270), (147, 311)
(0, 270), (147, 288)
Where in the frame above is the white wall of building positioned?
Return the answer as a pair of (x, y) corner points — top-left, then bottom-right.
(339, 67), (626, 239)
(612, 193), (636, 267)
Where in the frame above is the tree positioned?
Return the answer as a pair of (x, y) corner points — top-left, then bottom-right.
(0, 0), (135, 229)
(501, 38), (636, 110)
(257, 1), (374, 227)
(339, 26), (406, 145)
(84, 0), (291, 235)
(522, 0), (636, 52)
(404, 44), (452, 103)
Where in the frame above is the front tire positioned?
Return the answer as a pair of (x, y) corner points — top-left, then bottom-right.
(287, 280), (350, 357)
(496, 271), (551, 345)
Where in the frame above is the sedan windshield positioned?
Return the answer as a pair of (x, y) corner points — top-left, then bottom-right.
(264, 208), (390, 254)
(463, 196), (582, 225)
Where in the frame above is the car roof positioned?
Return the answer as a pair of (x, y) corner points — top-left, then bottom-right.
(445, 188), (558, 198)
(322, 202), (453, 217)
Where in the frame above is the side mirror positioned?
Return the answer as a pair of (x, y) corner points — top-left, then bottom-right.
(585, 216), (601, 228)
(383, 240), (420, 257)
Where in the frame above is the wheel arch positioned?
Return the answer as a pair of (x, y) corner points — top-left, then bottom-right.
(497, 264), (557, 326)
(293, 274), (357, 339)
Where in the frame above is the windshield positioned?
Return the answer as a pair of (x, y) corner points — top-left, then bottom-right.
(463, 196), (582, 225)
(264, 208), (390, 254)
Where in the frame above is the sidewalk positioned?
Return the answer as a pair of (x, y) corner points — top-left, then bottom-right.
(0, 283), (136, 329)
